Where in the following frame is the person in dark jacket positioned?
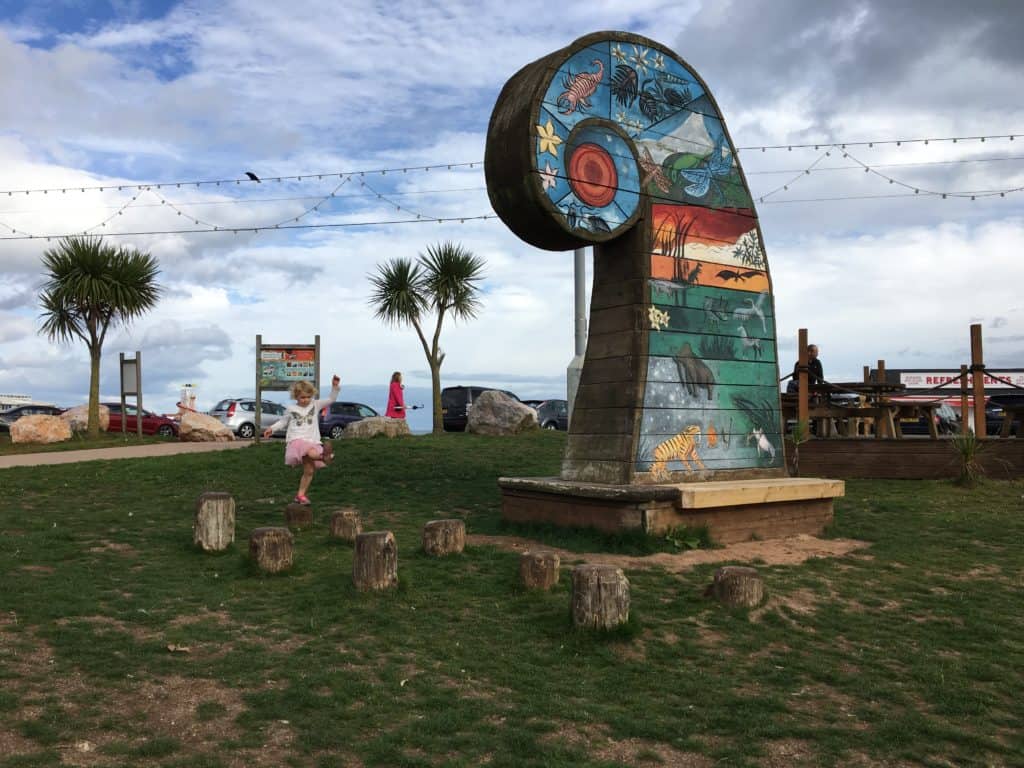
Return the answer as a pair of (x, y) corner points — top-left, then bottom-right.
(791, 344), (823, 388)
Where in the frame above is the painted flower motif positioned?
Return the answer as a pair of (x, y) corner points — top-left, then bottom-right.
(615, 110), (629, 126)
(536, 120), (563, 157)
(630, 45), (650, 75)
(611, 44), (627, 64)
(652, 52), (665, 70)
(648, 305), (670, 331)
(539, 161), (558, 191)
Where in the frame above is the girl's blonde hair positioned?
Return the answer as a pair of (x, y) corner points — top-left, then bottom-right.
(290, 380), (317, 400)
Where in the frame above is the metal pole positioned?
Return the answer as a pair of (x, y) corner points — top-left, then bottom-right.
(255, 334), (262, 444)
(315, 334), (321, 393)
(574, 248), (587, 357)
(566, 247), (588, 426)
(135, 351), (142, 440)
(119, 352), (126, 437)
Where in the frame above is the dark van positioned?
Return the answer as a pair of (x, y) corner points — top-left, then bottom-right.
(441, 386), (520, 432)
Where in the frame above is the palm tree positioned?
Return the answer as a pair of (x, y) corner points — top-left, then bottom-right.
(368, 241), (485, 434)
(38, 236), (162, 438)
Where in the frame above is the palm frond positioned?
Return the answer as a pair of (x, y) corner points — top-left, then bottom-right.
(419, 241), (485, 322)
(367, 257), (427, 326)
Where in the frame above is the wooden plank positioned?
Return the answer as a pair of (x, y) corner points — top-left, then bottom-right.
(568, 407), (636, 435)
(677, 478), (844, 509)
(580, 356), (635, 385)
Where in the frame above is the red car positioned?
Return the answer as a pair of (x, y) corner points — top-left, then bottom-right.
(103, 403), (179, 437)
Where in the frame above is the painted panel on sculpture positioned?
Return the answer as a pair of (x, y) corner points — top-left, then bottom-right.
(638, 200), (781, 479)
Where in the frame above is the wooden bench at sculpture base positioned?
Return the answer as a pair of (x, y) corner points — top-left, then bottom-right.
(498, 477), (845, 545)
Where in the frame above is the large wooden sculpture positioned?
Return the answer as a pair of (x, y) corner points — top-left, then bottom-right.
(486, 32), (842, 539)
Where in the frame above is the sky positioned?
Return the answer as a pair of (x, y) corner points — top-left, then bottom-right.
(1, 0), (1022, 433)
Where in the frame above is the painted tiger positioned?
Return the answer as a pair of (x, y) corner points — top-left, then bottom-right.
(650, 425), (705, 479)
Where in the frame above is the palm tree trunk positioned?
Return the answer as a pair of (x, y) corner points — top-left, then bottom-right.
(88, 345), (102, 438)
(430, 359), (443, 434)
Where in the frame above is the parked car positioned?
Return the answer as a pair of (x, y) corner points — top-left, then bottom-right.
(0, 404), (64, 432)
(103, 403), (179, 437)
(208, 398), (288, 438)
(896, 401), (961, 436)
(441, 386), (520, 432)
(986, 401), (1021, 437)
(319, 402), (379, 439)
(534, 399), (569, 430)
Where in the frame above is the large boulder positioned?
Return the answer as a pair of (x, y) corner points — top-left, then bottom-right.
(466, 390), (539, 435)
(343, 416), (411, 439)
(10, 415), (72, 444)
(179, 411), (235, 442)
(60, 404), (110, 432)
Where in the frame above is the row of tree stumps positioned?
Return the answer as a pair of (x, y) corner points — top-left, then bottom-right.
(193, 492), (761, 627)
(192, 492), (640, 629)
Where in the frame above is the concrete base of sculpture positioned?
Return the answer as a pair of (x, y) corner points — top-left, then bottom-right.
(497, 476), (845, 545)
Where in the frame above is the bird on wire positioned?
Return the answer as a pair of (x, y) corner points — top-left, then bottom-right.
(245, 171), (261, 182)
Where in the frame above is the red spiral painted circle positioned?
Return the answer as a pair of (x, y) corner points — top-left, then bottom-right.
(568, 143), (617, 208)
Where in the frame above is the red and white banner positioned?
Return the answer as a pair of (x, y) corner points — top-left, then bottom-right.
(899, 371), (1024, 389)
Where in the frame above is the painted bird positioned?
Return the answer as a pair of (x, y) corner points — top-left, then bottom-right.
(245, 171), (260, 182)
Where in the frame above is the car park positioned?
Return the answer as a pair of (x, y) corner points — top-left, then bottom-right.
(209, 398), (288, 438)
(441, 386), (521, 432)
(103, 403), (179, 437)
(319, 401), (379, 439)
(535, 399), (569, 430)
(0, 404), (64, 432)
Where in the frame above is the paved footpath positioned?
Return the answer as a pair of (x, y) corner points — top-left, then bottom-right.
(0, 440), (253, 469)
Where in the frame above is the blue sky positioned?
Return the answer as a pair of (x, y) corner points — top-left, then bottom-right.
(1, 0), (1022, 420)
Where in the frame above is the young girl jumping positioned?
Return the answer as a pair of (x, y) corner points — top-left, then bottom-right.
(264, 374), (340, 505)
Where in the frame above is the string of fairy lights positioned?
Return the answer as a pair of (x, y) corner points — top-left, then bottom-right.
(0, 132), (1022, 241)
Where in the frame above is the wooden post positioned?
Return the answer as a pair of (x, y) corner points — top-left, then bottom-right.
(571, 564), (630, 630)
(284, 503), (313, 531)
(249, 527), (294, 573)
(329, 509), (362, 542)
(797, 328), (809, 428)
(863, 365), (871, 383)
(971, 324), (986, 440)
(422, 520), (466, 556)
(876, 359), (891, 438)
(520, 551), (560, 590)
(193, 492), (235, 552)
(353, 531), (398, 591)
(960, 364), (971, 435)
(255, 334), (262, 445)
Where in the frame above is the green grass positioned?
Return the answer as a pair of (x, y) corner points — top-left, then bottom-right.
(1, 431), (1023, 767)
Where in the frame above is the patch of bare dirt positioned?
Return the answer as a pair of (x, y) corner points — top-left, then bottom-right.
(759, 738), (818, 767)
(468, 533), (869, 573)
(17, 564), (55, 573)
(543, 722), (713, 767)
(86, 540), (138, 556)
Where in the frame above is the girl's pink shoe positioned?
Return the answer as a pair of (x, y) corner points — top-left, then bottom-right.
(294, 494), (310, 505)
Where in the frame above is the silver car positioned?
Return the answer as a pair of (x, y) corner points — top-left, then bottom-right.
(209, 398), (287, 438)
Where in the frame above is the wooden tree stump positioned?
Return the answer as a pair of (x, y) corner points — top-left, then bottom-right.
(193, 492), (235, 552)
(421, 519), (466, 556)
(571, 564), (630, 630)
(706, 566), (764, 607)
(284, 503), (313, 531)
(353, 531), (398, 591)
(249, 527), (294, 573)
(519, 550), (560, 590)
(329, 509), (362, 542)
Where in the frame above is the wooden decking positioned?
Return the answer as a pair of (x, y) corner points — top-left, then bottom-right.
(794, 437), (1024, 480)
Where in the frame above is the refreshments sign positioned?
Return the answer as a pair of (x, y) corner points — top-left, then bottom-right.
(899, 370), (1024, 390)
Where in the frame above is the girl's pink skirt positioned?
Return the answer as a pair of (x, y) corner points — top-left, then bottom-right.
(285, 439), (325, 468)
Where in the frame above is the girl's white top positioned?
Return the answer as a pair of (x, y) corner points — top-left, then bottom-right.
(269, 386), (339, 443)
